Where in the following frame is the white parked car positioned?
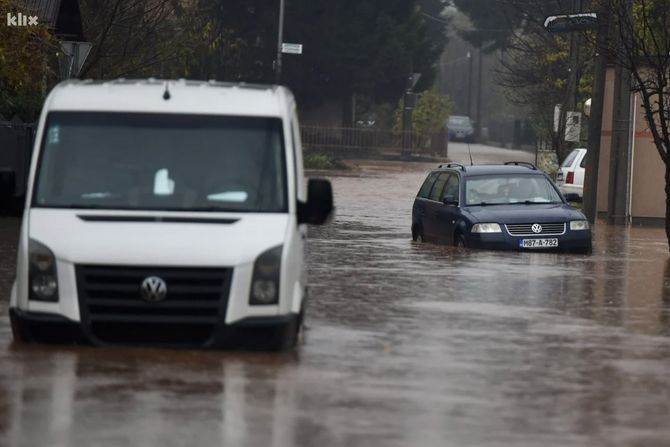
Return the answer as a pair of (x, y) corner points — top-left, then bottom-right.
(9, 79), (333, 350)
(556, 148), (586, 198)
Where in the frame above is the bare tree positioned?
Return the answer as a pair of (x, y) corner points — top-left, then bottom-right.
(79, 0), (187, 78)
(497, 26), (593, 162)
(606, 0), (670, 245)
(457, 0), (595, 163)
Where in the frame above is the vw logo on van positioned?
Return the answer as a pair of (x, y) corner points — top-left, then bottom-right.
(531, 224), (543, 234)
(141, 276), (167, 302)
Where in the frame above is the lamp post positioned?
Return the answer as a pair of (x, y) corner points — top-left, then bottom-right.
(275, 0), (286, 84)
(401, 73), (422, 160)
(544, 10), (601, 223)
(466, 51), (473, 118)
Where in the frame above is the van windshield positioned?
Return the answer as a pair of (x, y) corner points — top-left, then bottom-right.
(33, 112), (287, 212)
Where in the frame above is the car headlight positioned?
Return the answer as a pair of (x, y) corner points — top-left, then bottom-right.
(29, 239), (59, 302)
(471, 223), (502, 233)
(570, 220), (590, 231)
(249, 245), (282, 305)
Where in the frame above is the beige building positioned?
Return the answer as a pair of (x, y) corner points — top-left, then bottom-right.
(596, 67), (666, 224)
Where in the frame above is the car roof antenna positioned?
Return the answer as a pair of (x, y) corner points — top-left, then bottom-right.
(467, 142), (474, 166)
(163, 82), (171, 100)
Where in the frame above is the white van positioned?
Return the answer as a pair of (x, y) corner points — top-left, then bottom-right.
(8, 79), (333, 350)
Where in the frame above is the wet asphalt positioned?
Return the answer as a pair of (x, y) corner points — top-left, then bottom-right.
(2, 152), (670, 446)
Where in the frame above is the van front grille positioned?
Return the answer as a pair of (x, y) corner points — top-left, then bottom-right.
(76, 265), (232, 346)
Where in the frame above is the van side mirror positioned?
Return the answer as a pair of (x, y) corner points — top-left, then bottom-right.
(0, 169), (16, 200)
(442, 195), (458, 206)
(563, 192), (582, 203)
(298, 178), (334, 225)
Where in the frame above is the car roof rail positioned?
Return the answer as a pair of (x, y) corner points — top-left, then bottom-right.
(504, 161), (537, 170)
(438, 163), (466, 171)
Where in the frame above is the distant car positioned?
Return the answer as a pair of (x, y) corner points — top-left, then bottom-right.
(556, 148), (586, 198)
(446, 115), (475, 142)
(411, 162), (592, 253)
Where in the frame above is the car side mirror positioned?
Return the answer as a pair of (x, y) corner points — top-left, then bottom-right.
(0, 169), (16, 200)
(442, 195), (459, 206)
(298, 178), (334, 225)
(563, 192), (582, 203)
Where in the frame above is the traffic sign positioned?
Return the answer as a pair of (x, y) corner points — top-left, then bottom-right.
(281, 43), (303, 54)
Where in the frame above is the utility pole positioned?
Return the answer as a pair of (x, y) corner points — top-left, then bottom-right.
(401, 73), (421, 160)
(607, 0), (633, 224)
(466, 51), (473, 118)
(475, 47), (483, 141)
(565, 0), (581, 117)
(583, 1), (610, 223)
(543, 7), (602, 223)
(275, 0), (286, 84)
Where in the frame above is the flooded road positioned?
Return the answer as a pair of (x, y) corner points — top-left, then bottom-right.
(2, 159), (670, 446)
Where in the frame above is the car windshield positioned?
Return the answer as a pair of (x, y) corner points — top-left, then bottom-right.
(33, 112), (287, 212)
(465, 174), (563, 205)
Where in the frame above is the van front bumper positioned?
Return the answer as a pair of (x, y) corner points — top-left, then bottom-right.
(9, 307), (299, 350)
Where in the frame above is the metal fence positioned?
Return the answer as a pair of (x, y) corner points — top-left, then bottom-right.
(300, 126), (448, 158)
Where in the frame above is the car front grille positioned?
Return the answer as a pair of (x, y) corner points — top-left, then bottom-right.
(504, 223), (566, 236)
(76, 265), (232, 346)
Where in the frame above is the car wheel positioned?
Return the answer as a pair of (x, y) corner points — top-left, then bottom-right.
(9, 312), (32, 343)
(412, 224), (425, 242)
(454, 233), (466, 248)
(267, 317), (300, 351)
(575, 244), (592, 255)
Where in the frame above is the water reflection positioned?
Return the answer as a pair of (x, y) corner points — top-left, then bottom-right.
(0, 346), (302, 446)
(2, 162), (670, 445)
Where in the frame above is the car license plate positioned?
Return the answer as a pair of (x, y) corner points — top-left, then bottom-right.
(519, 238), (558, 249)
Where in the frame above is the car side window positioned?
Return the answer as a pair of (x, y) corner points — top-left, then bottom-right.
(579, 153), (586, 168)
(417, 172), (438, 199)
(428, 173), (449, 201)
(443, 173), (459, 199)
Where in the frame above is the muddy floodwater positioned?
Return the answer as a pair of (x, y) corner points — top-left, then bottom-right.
(2, 158), (670, 446)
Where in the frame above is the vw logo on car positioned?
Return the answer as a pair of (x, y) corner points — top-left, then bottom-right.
(141, 276), (167, 302)
(531, 224), (543, 234)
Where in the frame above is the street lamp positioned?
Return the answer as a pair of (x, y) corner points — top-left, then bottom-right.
(466, 51), (472, 119)
(275, 0), (286, 84)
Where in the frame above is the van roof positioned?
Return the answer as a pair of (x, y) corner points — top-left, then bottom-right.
(44, 79), (294, 117)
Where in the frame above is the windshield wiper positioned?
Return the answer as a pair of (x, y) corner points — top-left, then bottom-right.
(511, 200), (561, 205)
(186, 206), (245, 212)
(37, 203), (109, 209)
(467, 202), (508, 206)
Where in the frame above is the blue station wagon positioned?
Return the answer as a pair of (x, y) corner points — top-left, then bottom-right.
(411, 162), (592, 253)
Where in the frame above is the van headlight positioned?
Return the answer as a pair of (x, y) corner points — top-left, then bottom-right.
(249, 245), (282, 305)
(471, 223), (502, 233)
(570, 220), (590, 231)
(29, 239), (59, 302)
